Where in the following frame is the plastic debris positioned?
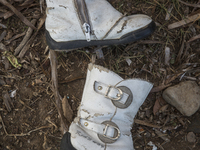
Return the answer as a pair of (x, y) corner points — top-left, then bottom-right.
(148, 141), (157, 150)
(126, 58), (132, 66)
(10, 90), (17, 98)
(95, 47), (104, 59)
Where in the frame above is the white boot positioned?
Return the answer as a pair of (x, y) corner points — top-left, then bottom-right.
(45, 0), (156, 50)
(61, 63), (153, 150)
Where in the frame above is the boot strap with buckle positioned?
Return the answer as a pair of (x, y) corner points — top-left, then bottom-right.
(94, 81), (133, 109)
(79, 118), (120, 144)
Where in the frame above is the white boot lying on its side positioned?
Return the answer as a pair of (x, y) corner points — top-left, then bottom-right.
(45, 0), (156, 50)
(60, 63), (153, 150)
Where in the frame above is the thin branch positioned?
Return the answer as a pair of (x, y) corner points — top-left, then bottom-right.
(0, 0), (36, 29)
(178, 0), (200, 8)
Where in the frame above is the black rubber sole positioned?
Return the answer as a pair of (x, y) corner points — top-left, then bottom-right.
(60, 132), (76, 150)
(46, 21), (156, 51)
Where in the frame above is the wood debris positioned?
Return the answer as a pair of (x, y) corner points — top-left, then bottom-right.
(155, 129), (170, 142)
(2, 90), (13, 112)
(0, 30), (7, 42)
(187, 34), (200, 43)
(178, 0), (200, 8)
(134, 119), (161, 129)
(0, 0), (36, 29)
(18, 16), (45, 58)
(14, 19), (37, 55)
(50, 50), (68, 135)
(168, 13), (200, 29)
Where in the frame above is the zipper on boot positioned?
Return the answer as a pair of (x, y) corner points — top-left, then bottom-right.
(74, 0), (91, 42)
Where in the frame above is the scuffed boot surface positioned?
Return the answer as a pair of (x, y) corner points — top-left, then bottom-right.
(45, 0), (156, 50)
(65, 63), (153, 150)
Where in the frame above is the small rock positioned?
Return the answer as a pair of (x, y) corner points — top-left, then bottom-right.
(162, 81), (200, 116)
(187, 132), (196, 143)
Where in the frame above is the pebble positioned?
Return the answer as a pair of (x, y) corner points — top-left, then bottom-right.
(187, 132), (196, 143)
(162, 81), (200, 116)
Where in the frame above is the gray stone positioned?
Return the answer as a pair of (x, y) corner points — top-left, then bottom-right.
(187, 132), (196, 143)
(162, 81), (200, 116)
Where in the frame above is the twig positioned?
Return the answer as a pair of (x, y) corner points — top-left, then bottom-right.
(155, 129), (170, 142)
(0, 0), (36, 29)
(49, 50), (68, 135)
(59, 76), (85, 84)
(0, 30), (7, 42)
(150, 84), (172, 93)
(176, 34), (186, 64)
(6, 125), (53, 137)
(138, 40), (165, 44)
(18, 15), (45, 58)
(19, 99), (35, 112)
(168, 13), (200, 29)
(178, 0), (200, 8)
(0, 114), (8, 135)
(2, 4), (37, 19)
(134, 119), (161, 128)
(0, 23), (7, 28)
(14, 19), (37, 55)
(5, 31), (26, 45)
(187, 34), (200, 43)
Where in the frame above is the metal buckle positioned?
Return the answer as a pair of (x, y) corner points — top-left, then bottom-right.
(103, 124), (121, 140)
(105, 85), (123, 101)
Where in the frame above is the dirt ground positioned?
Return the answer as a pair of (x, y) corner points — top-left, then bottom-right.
(0, 0), (200, 150)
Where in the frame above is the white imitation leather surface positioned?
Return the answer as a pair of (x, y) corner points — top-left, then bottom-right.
(69, 63), (153, 150)
(45, 0), (152, 41)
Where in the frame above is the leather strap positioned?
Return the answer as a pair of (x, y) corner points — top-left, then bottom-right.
(79, 118), (120, 143)
(94, 81), (130, 105)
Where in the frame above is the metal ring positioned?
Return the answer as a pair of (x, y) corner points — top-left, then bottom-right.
(97, 121), (120, 144)
(111, 86), (133, 109)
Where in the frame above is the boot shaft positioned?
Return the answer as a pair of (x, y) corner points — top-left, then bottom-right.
(69, 63), (153, 150)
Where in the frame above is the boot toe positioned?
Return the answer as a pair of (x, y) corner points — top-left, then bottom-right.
(104, 14), (153, 40)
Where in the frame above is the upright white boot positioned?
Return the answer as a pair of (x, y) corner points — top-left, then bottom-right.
(60, 63), (153, 150)
(45, 0), (156, 50)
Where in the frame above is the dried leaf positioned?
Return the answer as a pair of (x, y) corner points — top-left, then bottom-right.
(0, 0), (36, 29)
(153, 97), (166, 115)
(62, 96), (73, 123)
(3, 51), (22, 69)
(159, 104), (169, 113)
